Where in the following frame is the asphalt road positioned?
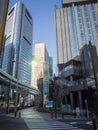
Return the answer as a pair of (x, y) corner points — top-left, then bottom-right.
(0, 115), (29, 130)
(58, 118), (98, 130)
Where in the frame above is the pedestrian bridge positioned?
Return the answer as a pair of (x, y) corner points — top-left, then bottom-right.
(0, 69), (40, 95)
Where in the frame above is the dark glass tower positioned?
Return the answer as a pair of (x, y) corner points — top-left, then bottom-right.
(2, 2), (33, 85)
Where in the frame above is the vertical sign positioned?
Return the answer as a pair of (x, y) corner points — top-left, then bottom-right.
(43, 62), (49, 95)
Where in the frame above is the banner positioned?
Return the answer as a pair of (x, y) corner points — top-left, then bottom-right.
(43, 62), (49, 95)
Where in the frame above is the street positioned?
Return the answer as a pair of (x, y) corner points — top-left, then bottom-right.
(59, 119), (98, 130)
(0, 115), (29, 130)
(0, 107), (98, 130)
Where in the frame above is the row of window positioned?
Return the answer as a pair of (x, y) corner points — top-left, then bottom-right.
(70, 7), (79, 56)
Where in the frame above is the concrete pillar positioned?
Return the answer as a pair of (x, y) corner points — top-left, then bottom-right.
(78, 91), (83, 110)
(70, 76), (73, 86)
(70, 93), (74, 110)
(65, 95), (68, 104)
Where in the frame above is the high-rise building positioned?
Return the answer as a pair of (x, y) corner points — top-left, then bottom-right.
(55, 0), (98, 70)
(34, 43), (49, 89)
(2, 2), (33, 85)
(34, 43), (49, 105)
(0, 0), (9, 54)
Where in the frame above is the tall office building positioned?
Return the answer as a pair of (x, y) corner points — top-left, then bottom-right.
(34, 43), (49, 90)
(0, 0), (9, 54)
(55, 0), (98, 69)
(34, 43), (49, 105)
(2, 2), (33, 85)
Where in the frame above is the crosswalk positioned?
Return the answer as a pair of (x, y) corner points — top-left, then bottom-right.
(24, 118), (84, 130)
(20, 108), (84, 130)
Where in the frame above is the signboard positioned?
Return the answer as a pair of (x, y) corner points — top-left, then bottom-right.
(43, 62), (49, 95)
(45, 101), (53, 108)
(61, 104), (71, 113)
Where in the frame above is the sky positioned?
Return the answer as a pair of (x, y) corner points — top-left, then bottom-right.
(8, 0), (62, 73)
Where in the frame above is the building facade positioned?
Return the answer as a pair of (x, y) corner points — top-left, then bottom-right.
(55, 0), (98, 70)
(2, 2), (33, 85)
(58, 43), (98, 112)
(34, 43), (49, 105)
(34, 43), (49, 89)
(80, 42), (98, 79)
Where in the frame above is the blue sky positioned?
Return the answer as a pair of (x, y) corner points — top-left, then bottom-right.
(8, 0), (62, 73)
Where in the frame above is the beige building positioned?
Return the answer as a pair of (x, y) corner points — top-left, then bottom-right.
(55, 0), (98, 70)
(34, 43), (49, 89)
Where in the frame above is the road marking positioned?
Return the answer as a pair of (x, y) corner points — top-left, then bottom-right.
(70, 122), (77, 124)
(86, 121), (92, 125)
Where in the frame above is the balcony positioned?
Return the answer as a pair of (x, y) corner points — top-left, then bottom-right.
(60, 60), (82, 79)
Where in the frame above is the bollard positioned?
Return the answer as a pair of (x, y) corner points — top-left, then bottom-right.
(19, 112), (21, 118)
(62, 113), (64, 119)
(14, 111), (17, 117)
(92, 118), (96, 130)
(51, 111), (53, 119)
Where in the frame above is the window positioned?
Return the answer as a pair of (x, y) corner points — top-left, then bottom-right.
(8, 8), (14, 16)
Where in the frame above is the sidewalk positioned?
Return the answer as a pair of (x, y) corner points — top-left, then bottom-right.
(8, 107), (92, 121)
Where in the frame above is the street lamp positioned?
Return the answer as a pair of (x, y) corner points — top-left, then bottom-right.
(6, 80), (12, 114)
(54, 74), (57, 118)
(12, 60), (20, 117)
(6, 59), (14, 114)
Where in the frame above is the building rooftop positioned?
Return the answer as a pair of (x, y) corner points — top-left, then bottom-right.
(62, 0), (97, 6)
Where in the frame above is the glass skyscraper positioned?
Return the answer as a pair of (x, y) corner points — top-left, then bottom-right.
(55, 0), (98, 67)
(2, 2), (33, 85)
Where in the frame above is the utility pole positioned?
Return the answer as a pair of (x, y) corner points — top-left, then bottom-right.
(54, 74), (57, 118)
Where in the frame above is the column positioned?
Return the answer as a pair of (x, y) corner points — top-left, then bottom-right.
(78, 91), (83, 110)
(65, 95), (68, 104)
(70, 76), (73, 86)
(70, 93), (74, 110)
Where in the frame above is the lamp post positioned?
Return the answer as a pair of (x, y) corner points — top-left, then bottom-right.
(11, 60), (20, 117)
(13, 61), (20, 117)
(54, 74), (57, 118)
(6, 81), (11, 114)
(6, 59), (13, 114)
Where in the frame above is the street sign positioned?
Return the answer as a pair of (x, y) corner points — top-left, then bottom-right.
(43, 62), (49, 95)
(45, 101), (53, 108)
(61, 104), (71, 113)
